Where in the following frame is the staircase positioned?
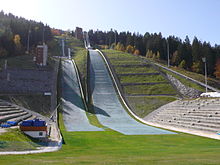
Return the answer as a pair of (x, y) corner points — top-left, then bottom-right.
(145, 98), (220, 134)
(0, 100), (35, 128)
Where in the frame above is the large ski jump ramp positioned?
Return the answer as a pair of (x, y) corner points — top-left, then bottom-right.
(61, 59), (103, 131)
(89, 50), (175, 135)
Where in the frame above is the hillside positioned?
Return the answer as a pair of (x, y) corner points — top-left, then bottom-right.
(101, 49), (178, 117)
(2, 36), (220, 165)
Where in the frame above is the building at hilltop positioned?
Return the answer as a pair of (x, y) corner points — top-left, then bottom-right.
(75, 27), (83, 40)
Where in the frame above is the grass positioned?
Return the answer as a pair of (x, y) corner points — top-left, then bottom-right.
(147, 58), (220, 90)
(102, 49), (140, 60)
(0, 39), (58, 70)
(119, 74), (167, 83)
(103, 48), (178, 119)
(67, 36), (84, 48)
(72, 47), (87, 79)
(171, 66), (220, 89)
(0, 128), (40, 151)
(111, 60), (143, 65)
(123, 84), (177, 95)
(2, 112), (220, 164)
(115, 66), (159, 74)
(163, 69), (206, 92)
(127, 96), (177, 118)
(0, 54), (40, 70)
(2, 41), (220, 164)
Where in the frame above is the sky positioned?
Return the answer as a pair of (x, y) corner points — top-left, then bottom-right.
(1, 0), (220, 45)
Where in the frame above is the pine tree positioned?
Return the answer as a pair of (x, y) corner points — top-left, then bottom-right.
(214, 58), (220, 78)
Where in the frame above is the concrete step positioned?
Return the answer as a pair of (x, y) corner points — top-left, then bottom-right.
(164, 106), (220, 111)
(187, 111), (220, 115)
(156, 111), (220, 118)
(8, 113), (32, 124)
(173, 118), (220, 128)
(0, 105), (13, 108)
(0, 112), (28, 123)
(159, 118), (220, 130)
(0, 107), (20, 112)
(183, 113), (220, 118)
(159, 110), (220, 116)
(0, 110), (24, 116)
(24, 115), (36, 121)
(174, 117), (220, 125)
(173, 122), (219, 133)
(152, 115), (220, 125)
(0, 102), (11, 106)
(170, 103), (220, 108)
(152, 120), (220, 133)
(181, 115), (220, 121)
(164, 108), (220, 112)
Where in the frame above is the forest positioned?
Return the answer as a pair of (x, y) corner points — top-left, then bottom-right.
(0, 10), (219, 79)
(88, 29), (220, 79)
(0, 10), (52, 57)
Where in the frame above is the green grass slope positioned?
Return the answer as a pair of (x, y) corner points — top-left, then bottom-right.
(1, 112), (220, 165)
(1, 41), (220, 165)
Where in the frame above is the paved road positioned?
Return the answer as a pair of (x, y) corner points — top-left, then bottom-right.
(89, 50), (175, 135)
(61, 59), (103, 131)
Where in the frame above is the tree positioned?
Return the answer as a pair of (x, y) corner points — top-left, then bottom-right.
(126, 45), (134, 54)
(192, 37), (201, 62)
(178, 60), (186, 69)
(156, 51), (160, 59)
(86, 28), (220, 77)
(146, 49), (153, 58)
(13, 34), (21, 49)
(115, 42), (125, 51)
(0, 47), (8, 57)
(214, 58), (220, 79)
(133, 49), (140, 55)
(191, 61), (203, 73)
(184, 36), (192, 69)
(171, 50), (180, 66)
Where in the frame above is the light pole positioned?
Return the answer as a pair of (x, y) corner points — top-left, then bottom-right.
(27, 28), (31, 54)
(62, 39), (65, 57)
(167, 39), (170, 67)
(42, 25), (45, 44)
(114, 30), (117, 46)
(202, 57), (208, 93)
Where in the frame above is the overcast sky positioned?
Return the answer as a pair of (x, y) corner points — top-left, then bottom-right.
(1, 0), (220, 45)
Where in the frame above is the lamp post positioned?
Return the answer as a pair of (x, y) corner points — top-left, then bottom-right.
(202, 57), (208, 93)
(114, 30), (117, 46)
(167, 39), (170, 67)
(27, 28), (31, 54)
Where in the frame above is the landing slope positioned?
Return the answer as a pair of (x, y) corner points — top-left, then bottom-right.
(89, 50), (175, 135)
(61, 59), (103, 131)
